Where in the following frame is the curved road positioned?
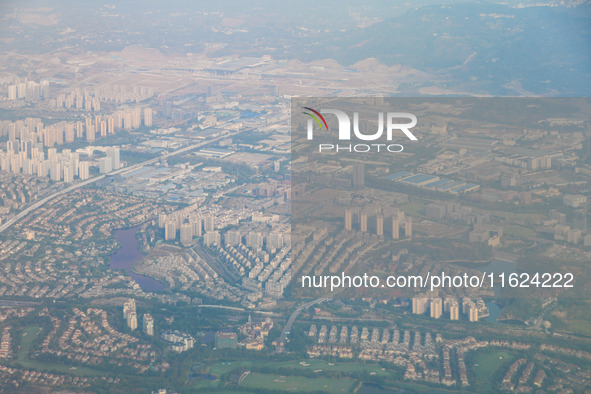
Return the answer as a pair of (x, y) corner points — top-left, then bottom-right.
(276, 289), (344, 352)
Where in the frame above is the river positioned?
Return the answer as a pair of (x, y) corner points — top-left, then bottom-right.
(109, 227), (166, 292)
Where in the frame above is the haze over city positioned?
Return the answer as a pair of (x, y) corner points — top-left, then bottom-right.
(0, 0), (590, 393)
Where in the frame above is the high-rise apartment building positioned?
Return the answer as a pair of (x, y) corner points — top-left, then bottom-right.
(143, 314), (154, 336)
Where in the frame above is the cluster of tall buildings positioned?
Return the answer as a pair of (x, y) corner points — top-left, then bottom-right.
(158, 204), (267, 247)
(99, 148), (121, 174)
(49, 85), (154, 111)
(0, 105), (152, 181)
(94, 85), (154, 103)
(6, 81), (152, 105)
(50, 89), (101, 111)
(0, 105), (152, 153)
(1, 145), (82, 182)
(123, 299), (154, 336)
(224, 230), (285, 253)
(0, 143), (120, 182)
(255, 182), (290, 199)
(75, 108), (152, 144)
(159, 211), (215, 245)
(345, 207), (412, 239)
(6, 79), (50, 101)
(412, 296), (480, 322)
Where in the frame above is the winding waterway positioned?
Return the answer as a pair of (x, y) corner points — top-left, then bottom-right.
(109, 227), (165, 292)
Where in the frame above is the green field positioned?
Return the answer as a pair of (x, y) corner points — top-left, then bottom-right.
(272, 359), (394, 377)
(399, 201), (426, 217)
(471, 350), (514, 391)
(554, 319), (591, 336)
(205, 359), (396, 378)
(190, 378), (222, 392)
(548, 300), (591, 336)
(192, 359), (400, 392)
(502, 224), (537, 239)
(16, 326), (41, 363)
(206, 360), (254, 376)
(241, 372), (355, 393)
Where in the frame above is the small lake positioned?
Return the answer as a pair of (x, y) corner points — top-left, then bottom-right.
(485, 300), (502, 322)
(483, 259), (517, 323)
(109, 227), (165, 292)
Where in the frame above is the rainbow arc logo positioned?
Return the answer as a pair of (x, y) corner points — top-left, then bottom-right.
(302, 107), (329, 131)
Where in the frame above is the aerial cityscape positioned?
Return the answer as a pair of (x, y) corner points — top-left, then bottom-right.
(0, 0), (590, 393)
